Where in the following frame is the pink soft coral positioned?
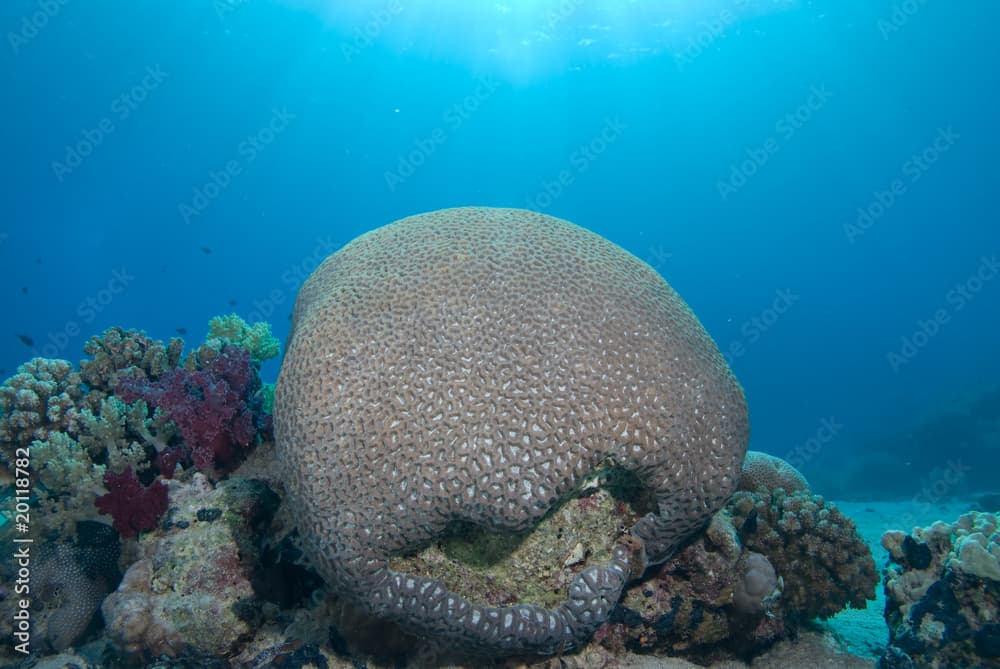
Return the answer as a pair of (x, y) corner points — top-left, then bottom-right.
(95, 467), (168, 537)
(116, 345), (262, 475)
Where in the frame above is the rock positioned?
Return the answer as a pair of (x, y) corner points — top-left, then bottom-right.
(102, 474), (278, 658)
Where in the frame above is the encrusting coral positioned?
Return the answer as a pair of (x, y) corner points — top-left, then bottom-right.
(880, 511), (1000, 669)
(275, 207), (750, 656)
(101, 474), (279, 658)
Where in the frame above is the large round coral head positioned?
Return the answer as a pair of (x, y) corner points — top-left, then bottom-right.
(274, 206), (749, 656)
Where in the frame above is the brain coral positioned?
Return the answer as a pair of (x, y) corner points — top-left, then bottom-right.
(738, 451), (809, 495)
(274, 207), (749, 656)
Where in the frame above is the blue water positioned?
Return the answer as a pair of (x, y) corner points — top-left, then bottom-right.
(2, 0), (997, 499)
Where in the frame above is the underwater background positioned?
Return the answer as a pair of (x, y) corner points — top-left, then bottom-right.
(2, 1), (1000, 667)
(0, 0), (1000, 496)
(3, 0), (997, 501)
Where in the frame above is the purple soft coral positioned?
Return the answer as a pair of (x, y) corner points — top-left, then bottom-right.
(95, 467), (168, 537)
(116, 345), (262, 475)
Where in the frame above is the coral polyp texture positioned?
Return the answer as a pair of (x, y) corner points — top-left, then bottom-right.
(0, 357), (83, 454)
(274, 206), (750, 656)
(881, 511), (1000, 669)
(737, 450), (810, 495)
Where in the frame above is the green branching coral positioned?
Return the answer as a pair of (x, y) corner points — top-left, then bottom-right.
(32, 432), (106, 498)
(30, 432), (108, 537)
(206, 313), (279, 364)
(77, 395), (167, 473)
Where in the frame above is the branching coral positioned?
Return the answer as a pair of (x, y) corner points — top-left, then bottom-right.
(881, 511), (1000, 669)
(600, 489), (875, 662)
(116, 344), (265, 476)
(79, 327), (183, 400)
(727, 490), (876, 619)
(206, 313), (280, 364)
(0, 358), (84, 456)
(77, 395), (165, 473)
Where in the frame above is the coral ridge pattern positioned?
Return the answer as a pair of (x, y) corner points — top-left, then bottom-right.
(274, 207), (750, 655)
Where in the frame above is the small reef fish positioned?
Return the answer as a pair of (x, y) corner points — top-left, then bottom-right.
(228, 299), (238, 306)
(16, 334), (34, 347)
(200, 247), (213, 254)
(176, 327), (187, 335)
(21, 286), (28, 295)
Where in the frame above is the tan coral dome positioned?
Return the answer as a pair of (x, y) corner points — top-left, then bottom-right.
(274, 206), (749, 655)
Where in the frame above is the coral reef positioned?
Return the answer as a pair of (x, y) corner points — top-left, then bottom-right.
(0, 357), (83, 459)
(101, 474), (278, 658)
(601, 488), (876, 663)
(880, 511), (1000, 668)
(207, 313), (281, 364)
(728, 490), (876, 618)
(79, 326), (183, 399)
(737, 450), (810, 494)
(95, 467), (169, 537)
(275, 207), (749, 656)
(116, 344), (266, 476)
(0, 317), (280, 666)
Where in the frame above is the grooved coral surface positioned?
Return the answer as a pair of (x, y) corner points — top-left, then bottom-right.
(738, 450), (810, 495)
(274, 207), (749, 656)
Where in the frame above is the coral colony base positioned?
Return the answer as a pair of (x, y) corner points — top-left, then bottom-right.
(0, 209), (996, 669)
